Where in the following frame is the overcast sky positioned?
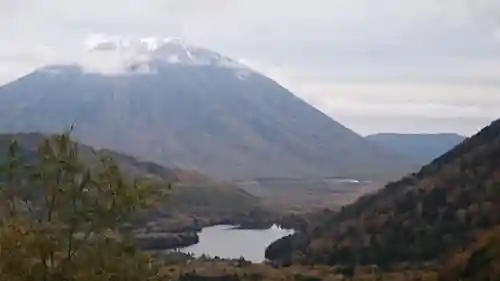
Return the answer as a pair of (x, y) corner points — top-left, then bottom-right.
(1, 0), (499, 135)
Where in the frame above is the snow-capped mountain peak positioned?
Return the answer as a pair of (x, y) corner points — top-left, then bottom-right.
(85, 35), (248, 70)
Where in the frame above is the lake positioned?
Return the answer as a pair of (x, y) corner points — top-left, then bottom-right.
(179, 224), (294, 263)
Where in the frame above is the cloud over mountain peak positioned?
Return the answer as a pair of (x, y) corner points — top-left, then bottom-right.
(83, 34), (247, 71)
(85, 34), (188, 53)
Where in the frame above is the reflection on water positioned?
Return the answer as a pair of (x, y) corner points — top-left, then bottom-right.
(179, 224), (294, 263)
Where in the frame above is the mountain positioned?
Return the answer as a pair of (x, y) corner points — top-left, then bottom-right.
(366, 133), (466, 166)
(0, 38), (414, 181)
(266, 119), (500, 267)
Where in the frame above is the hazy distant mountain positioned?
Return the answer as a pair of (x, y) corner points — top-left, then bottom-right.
(0, 38), (414, 180)
(366, 133), (466, 165)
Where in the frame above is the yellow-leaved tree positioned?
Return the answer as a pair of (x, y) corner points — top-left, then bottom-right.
(0, 132), (166, 281)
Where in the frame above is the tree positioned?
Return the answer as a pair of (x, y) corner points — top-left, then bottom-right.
(0, 132), (167, 281)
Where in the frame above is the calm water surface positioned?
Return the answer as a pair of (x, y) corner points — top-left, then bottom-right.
(179, 224), (294, 263)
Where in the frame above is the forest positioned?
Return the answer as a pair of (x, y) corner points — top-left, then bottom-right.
(266, 119), (500, 281)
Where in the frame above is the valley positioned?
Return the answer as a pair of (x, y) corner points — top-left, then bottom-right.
(237, 178), (380, 213)
(0, 132), (378, 256)
(2, 115), (498, 281)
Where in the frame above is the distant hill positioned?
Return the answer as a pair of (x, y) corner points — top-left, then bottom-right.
(0, 133), (261, 224)
(0, 38), (414, 181)
(366, 133), (466, 166)
(0, 132), (207, 184)
(266, 119), (500, 267)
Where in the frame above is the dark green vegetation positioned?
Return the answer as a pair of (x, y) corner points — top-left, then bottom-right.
(0, 54), (414, 181)
(366, 133), (465, 166)
(266, 119), (500, 275)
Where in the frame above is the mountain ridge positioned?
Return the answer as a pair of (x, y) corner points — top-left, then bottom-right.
(366, 133), (466, 166)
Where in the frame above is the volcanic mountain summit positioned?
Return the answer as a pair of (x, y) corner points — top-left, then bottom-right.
(0, 38), (414, 180)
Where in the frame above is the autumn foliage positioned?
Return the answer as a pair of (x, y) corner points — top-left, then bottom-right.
(0, 132), (164, 280)
(267, 119), (500, 269)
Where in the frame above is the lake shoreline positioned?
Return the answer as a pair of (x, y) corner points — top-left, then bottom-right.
(177, 224), (295, 263)
(137, 213), (304, 252)
(137, 222), (294, 252)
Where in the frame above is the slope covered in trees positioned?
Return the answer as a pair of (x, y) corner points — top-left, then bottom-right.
(0, 133), (207, 184)
(439, 226), (500, 281)
(0, 133), (263, 232)
(267, 119), (500, 267)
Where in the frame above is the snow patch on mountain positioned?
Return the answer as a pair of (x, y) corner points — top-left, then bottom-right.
(84, 34), (251, 73)
(33, 35), (255, 79)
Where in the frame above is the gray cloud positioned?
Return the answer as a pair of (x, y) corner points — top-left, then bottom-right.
(0, 0), (499, 135)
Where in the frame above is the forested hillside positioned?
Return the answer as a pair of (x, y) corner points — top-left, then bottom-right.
(0, 133), (263, 229)
(0, 132), (205, 183)
(440, 226), (500, 281)
(267, 119), (500, 268)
